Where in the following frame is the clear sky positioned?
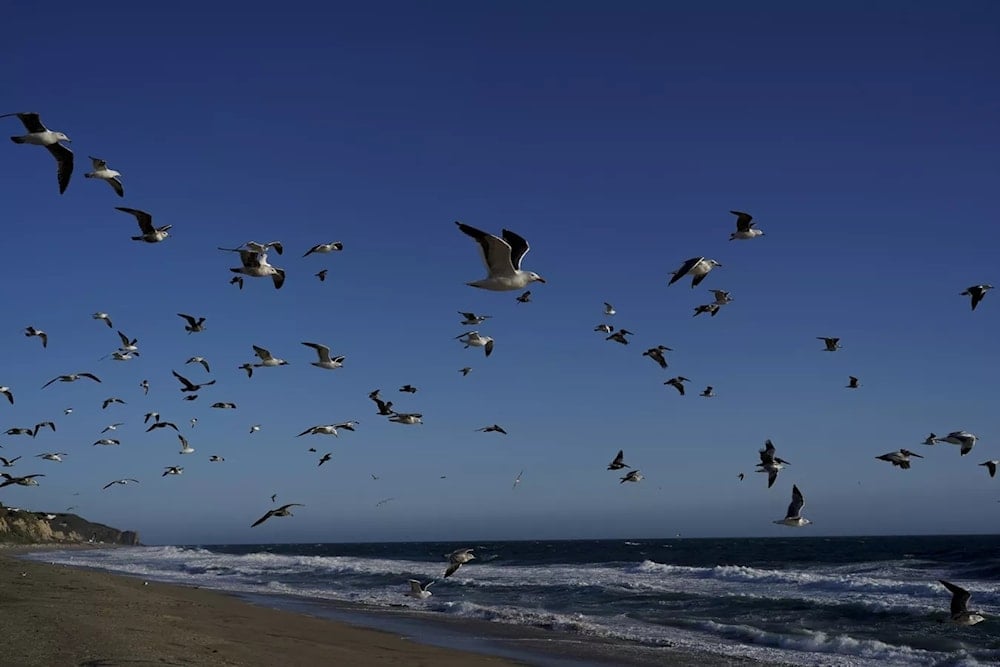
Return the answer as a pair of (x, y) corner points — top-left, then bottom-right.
(1, 1), (997, 545)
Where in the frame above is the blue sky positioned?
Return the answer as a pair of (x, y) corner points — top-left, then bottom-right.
(1, 2), (997, 544)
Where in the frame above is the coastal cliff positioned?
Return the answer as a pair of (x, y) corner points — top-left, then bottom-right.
(0, 503), (139, 546)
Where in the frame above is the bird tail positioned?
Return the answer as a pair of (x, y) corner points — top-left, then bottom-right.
(10, 136), (26, 144)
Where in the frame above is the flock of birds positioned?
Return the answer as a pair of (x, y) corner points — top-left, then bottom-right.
(0, 111), (993, 624)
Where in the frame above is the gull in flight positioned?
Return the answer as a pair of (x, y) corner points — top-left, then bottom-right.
(230, 276), (244, 289)
(406, 579), (435, 599)
(302, 342), (344, 370)
(594, 324), (613, 334)
(663, 376), (690, 395)
(102, 397), (126, 410)
(42, 372), (101, 389)
(642, 345), (672, 368)
(315, 269), (327, 282)
(178, 313), (206, 334)
(979, 460), (998, 478)
(297, 424), (342, 437)
(399, 384), (418, 394)
(937, 580), (986, 625)
(729, 210), (764, 240)
(249, 424), (261, 434)
(139, 380), (149, 395)
(756, 439), (790, 488)
(172, 370), (216, 393)
(318, 452), (332, 466)
(817, 337), (841, 352)
(177, 435), (195, 454)
(700, 386), (716, 398)
(607, 449), (630, 471)
(710, 289), (733, 305)
(876, 449), (924, 469)
(668, 257), (722, 288)
(459, 367), (472, 376)
(0, 473), (44, 488)
(961, 284), (993, 311)
(477, 424), (508, 435)
(603, 302), (616, 316)
(455, 331), (494, 357)
(35, 452), (67, 462)
(146, 420), (178, 433)
(253, 345), (289, 367)
(693, 304), (721, 318)
(0, 386), (12, 405)
(846, 376), (860, 389)
(116, 331), (139, 353)
(251, 503), (304, 527)
(93, 439), (120, 446)
(103, 425), (128, 435)
(303, 241), (343, 257)
(210, 455), (224, 462)
(932, 431), (979, 456)
(230, 249), (285, 290)
(218, 240), (284, 255)
(459, 311), (492, 326)
(389, 412), (423, 425)
(516, 290), (532, 303)
(456, 221), (546, 291)
(512, 470), (524, 490)
(774, 485), (811, 527)
(444, 548), (475, 578)
(211, 402), (237, 409)
(185, 356), (211, 373)
(163, 466), (184, 476)
(620, 470), (643, 484)
(102, 478), (139, 490)
(84, 157), (123, 197)
(116, 207), (171, 243)
(2, 111), (73, 193)
(0, 456), (21, 467)
(92, 312), (114, 328)
(24, 326), (48, 348)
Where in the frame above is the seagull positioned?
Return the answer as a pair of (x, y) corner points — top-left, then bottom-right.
(458, 311), (492, 326)
(42, 372), (101, 389)
(252, 345), (289, 367)
(512, 470), (524, 490)
(935, 431), (979, 456)
(144, 412), (160, 424)
(209, 455), (224, 462)
(594, 324), (614, 334)
(515, 290), (532, 303)
(0, 386), (12, 405)
(406, 579), (435, 599)
(230, 249), (286, 289)
(24, 326), (48, 348)
(710, 289), (733, 305)
(605, 328), (633, 345)
(315, 270), (328, 282)
(668, 257), (722, 288)
(64, 408), (73, 415)
(846, 376), (860, 389)
(456, 221), (546, 291)
(185, 356), (211, 373)
(817, 337), (841, 352)
(251, 503), (304, 528)
(334, 420), (360, 432)
(938, 580), (986, 625)
(211, 402), (237, 409)
(84, 157), (123, 197)
(109, 350), (138, 362)
(642, 345), (672, 368)
(663, 376), (690, 395)
(738, 473), (744, 481)
(729, 210), (764, 240)
(301, 342), (344, 370)
(693, 304), (721, 318)
(373, 397), (394, 416)
(303, 241), (343, 257)
(101, 397), (126, 410)
(176, 434), (195, 455)
(389, 413), (423, 425)
(603, 302), (616, 316)
(5, 427), (33, 437)
(318, 452), (333, 467)
(297, 424), (341, 437)
(979, 461), (998, 478)
(444, 548), (475, 577)
(0, 473), (44, 488)
(607, 449), (630, 470)
(239, 363), (254, 378)
(178, 313), (206, 334)
(190, 418), (198, 428)
(459, 367), (472, 376)
(92, 312), (114, 328)
(219, 240), (284, 255)
(960, 285), (993, 311)
(620, 470), (643, 484)
(774, 485), (811, 527)
(270, 494), (278, 503)
(163, 466), (184, 476)
(876, 449), (924, 469)
(230, 276), (244, 289)
(476, 424), (508, 435)
(700, 386), (715, 398)
(455, 331), (494, 356)
(249, 424), (261, 435)
(2, 112), (73, 193)
(172, 370), (216, 393)
(0, 456), (20, 467)
(35, 452), (67, 462)
(93, 439), (120, 446)
(102, 478), (139, 490)
(146, 421), (178, 433)
(756, 439), (790, 488)
(921, 433), (939, 446)
(116, 207), (171, 243)
(139, 380), (149, 395)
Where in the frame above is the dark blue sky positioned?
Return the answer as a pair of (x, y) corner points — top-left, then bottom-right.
(1, 2), (997, 544)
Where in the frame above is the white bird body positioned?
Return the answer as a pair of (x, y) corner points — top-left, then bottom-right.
(456, 222), (545, 291)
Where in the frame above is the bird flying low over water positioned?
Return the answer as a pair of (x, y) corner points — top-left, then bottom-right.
(251, 503), (304, 528)
(406, 579), (435, 599)
(668, 257), (722, 288)
(456, 221), (546, 291)
(85, 156), (124, 197)
(729, 210), (764, 240)
(117, 207), (171, 243)
(774, 485), (811, 527)
(938, 580), (986, 626)
(2, 111), (73, 193)
(960, 284), (992, 311)
(444, 548), (475, 578)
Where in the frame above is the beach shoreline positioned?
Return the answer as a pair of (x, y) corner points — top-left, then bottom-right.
(5, 545), (757, 667)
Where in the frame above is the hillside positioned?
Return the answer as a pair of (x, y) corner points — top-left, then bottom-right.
(0, 502), (139, 546)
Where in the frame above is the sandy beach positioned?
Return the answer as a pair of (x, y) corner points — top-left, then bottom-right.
(0, 548), (526, 667)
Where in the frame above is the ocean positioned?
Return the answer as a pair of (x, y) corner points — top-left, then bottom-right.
(23, 535), (1000, 666)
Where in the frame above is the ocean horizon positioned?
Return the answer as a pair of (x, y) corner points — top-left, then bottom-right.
(23, 534), (1000, 666)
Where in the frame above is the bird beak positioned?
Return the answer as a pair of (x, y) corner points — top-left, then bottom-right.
(535, 276), (546, 283)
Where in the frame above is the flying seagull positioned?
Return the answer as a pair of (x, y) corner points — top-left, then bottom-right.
(163, 466), (184, 476)
(93, 439), (120, 446)
(178, 313), (206, 334)
(252, 345), (289, 367)
(0, 386), (13, 405)
(817, 337), (841, 352)
(729, 210), (764, 240)
(146, 420), (178, 433)
(209, 455), (225, 462)
(875, 449), (924, 469)
(455, 331), (494, 356)
(642, 345), (672, 369)
(318, 452), (332, 466)
(102, 478), (139, 490)
(663, 376), (690, 395)
(710, 289), (733, 305)
(938, 580), (986, 626)
(607, 449), (630, 471)
(846, 376), (860, 389)
(756, 439), (790, 488)
(172, 370), (215, 393)
(668, 257), (722, 288)
(700, 386), (715, 398)
(315, 270), (328, 282)
(459, 311), (492, 326)
(979, 461), (998, 478)
(960, 284), (993, 311)
(2, 112), (73, 193)
(301, 342), (345, 370)
(459, 367), (472, 376)
(406, 579), (435, 599)
(35, 452), (67, 462)
(594, 324), (614, 334)
(297, 424), (341, 437)
(774, 485), (811, 527)
(177, 434), (195, 454)
(389, 412), (423, 425)
(620, 470), (643, 484)
(476, 424), (508, 435)
(101, 397), (126, 410)
(230, 276), (244, 289)
(185, 356), (211, 373)
(42, 372), (101, 389)
(693, 304), (721, 318)
(603, 302), (616, 316)
(84, 157), (123, 197)
(24, 326), (48, 348)
(515, 290), (532, 303)
(0, 473), (44, 488)
(444, 548), (475, 578)
(303, 241), (343, 257)
(230, 249), (285, 289)
(512, 470), (524, 490)
(116, 207), (171, 243)
(92, 312), (114, 328)
(251, 503), (304, 528)
(211, 402), (237, 409)
(455, 221), (546, 291)
(0, 456), (20, 467)
(933, 431), (979, 456)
